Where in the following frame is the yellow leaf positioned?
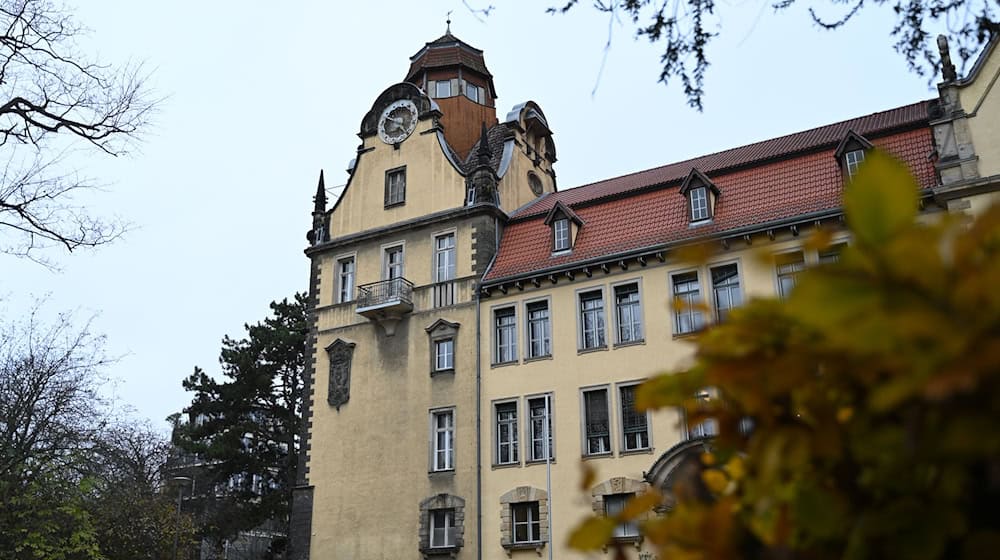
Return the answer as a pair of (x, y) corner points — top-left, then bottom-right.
(836, 407), (853, 423)
(723, 456), (746, 481)
(843, 150), (918, 246)
(701, 469), (728, 494)
(621, 490), (662, 520)
(567, 516), (616, 551)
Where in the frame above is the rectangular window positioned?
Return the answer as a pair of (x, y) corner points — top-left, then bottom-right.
(553, 218), (570, 252)
(434, 233), (456, 282)
(511, 502), (540, 543)
(672, 271), (703, 335)
(526, 301), (551, 358)
(464, 80), (479, 102)
(384, 245), (404, 280)
(430, 508), (455, 548)
(495, 402), (518, 465)
(776, 252), (805, 299)
(688, 390), (719, 439)
(494, 307), (517, 364)
(605, 494), (639, 538)
(385, 168), (406, 206)
(711, 263), (742, 322)
(528, 395), (553, 461)
(431, 410), (454, 472)
(690, 186), (709, 221)
(619, 385), (649, 451)
(818, 242), (847, 265)
(583, 388), (611, 455)
(434, 338), (454, 371)
(845, 149), (865, 178)
(579, 290), (606, 350)
(435, 80), (452, 98)
(614, 283), (642, 343)
(337, 256), (355, 303)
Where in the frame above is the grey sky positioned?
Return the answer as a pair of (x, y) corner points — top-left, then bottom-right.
(2, 1), (943, 431)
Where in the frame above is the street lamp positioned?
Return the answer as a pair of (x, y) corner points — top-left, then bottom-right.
(171, 476), (193, 560)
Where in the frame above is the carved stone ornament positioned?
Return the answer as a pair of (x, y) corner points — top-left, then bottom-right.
(326, 339), (356, 410)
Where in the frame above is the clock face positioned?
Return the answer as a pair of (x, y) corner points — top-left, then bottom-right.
(378, 99), (418, 144)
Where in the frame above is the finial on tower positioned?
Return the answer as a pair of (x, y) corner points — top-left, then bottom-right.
(937, 35), (957, 82)
(446, 11), (452, 34)
(313, 169), (327, 213)
(477, 123), (492, 164)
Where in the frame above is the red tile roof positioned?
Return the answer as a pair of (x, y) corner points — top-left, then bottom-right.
(405, 33), (492, 81)
(483, 103), (937, 284)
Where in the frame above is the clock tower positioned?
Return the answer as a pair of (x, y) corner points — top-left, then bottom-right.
(291, 30), (557, 560)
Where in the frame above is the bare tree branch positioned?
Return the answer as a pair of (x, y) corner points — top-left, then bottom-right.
(0, 0), (155, 261)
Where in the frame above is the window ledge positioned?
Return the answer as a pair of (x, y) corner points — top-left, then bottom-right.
(525, 458), (556, 466)
(582, 452), (614, 461)
(577, 345), (608, 355)
(613, 339), (645, 349)
(503, 541), (546, 557)
(550, 249), (572, 257)
(523, 354), (553, 363)
(430, 368), (455, 378)
(491, 360), (520, 369)
(492, 461), (522, 470)
(672, 330), (704, 340)
(620, 447), (654, 457)
(604, 535), (643, 551)
(688, 218), (713, 228)
(421, 545), (461, 559)
(428, 469), (455, 478)
(384, 201), (406, 210)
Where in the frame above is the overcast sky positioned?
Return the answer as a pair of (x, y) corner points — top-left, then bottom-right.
(1, 1), (951, 431)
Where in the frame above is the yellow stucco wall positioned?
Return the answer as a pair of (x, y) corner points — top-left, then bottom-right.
(328, 118), (468, 239)
(959, 42), (1000, 178)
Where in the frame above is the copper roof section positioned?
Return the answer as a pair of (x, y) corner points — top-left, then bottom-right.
(405, 32), (496, 95)
(483, 101), (938, 284)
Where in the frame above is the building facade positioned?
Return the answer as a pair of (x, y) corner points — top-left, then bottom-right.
(292, 32), (1000, 560)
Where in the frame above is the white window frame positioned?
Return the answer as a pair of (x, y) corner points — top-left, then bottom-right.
(493, 306), (518, 364)
(710, 261), (743, 323)
(577, 288), (607, 350)
(429, 508), (456, 548)
(605, 493), (640, 538)
(617, 382), (651, 452)
(527, 394), (554, 462)
(845, 149), (865, 179)
(671, 269), (703, 335)
(335, 254), (356, 303)
(818, 241), (848, 265)
(524, 298), (552, 359)
(382, 242), (405, 280)
(434, 231), (457, 282)
(690, 186), (709, 221)
(385, 166), (406, 207)
(775, 250), (805, 300)
(493, 399), (519, 466)
(581, 386), (612, 456)
(612, 280), (643, 344)
(435, 80), (452, 98)
(511, 501), (541, 544)
(434, 338), (454, 372)
(553, 218), (571, 252)
(430, 408), (455, 472)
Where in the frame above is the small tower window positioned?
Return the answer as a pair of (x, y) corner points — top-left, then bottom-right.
(435, 80), (452, 98)
(553, 219), (570, 252)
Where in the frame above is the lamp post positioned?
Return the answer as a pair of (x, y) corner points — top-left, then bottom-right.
(171, 476), (192, 560)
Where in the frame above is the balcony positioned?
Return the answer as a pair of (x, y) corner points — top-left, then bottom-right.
(356, 278), (414, 335)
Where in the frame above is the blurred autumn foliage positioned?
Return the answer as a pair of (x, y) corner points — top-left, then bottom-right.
(569, 151), (1000, 559)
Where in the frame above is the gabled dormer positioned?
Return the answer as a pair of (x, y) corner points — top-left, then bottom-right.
(834, 130), (874, 180)
(543, 201), (583, 253)
(679, 168), (720, 224)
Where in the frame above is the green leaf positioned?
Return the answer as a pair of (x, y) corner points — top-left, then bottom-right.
(567, 516), (617, 550)
(843, 150), (918, 246)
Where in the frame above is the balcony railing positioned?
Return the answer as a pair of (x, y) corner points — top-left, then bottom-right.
(356, 277), (414, 316)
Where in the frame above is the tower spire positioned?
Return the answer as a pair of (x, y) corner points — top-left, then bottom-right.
(313, 170), (327, 213)
(477, 122), (491, 164)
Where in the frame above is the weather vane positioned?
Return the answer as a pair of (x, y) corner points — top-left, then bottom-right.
(446, 10), (452, 33)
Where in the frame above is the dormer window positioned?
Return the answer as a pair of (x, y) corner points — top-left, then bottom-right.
(834, 130), (874, 181)
(845, 149), (865, 179)
(543, 201), (584, 255)
(690, 186), (709, 221)
(679, 168), (721, 224)
(553, 219), (570, 252)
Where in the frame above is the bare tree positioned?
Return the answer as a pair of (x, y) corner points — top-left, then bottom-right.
(0, 304), (110, 486)
(0, 0), (155, 263)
